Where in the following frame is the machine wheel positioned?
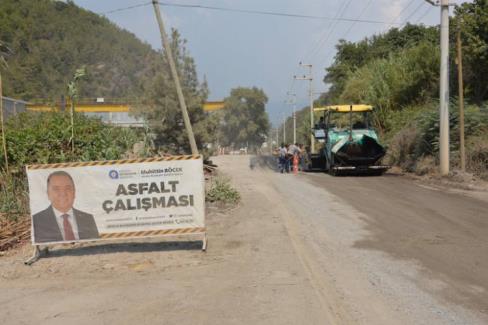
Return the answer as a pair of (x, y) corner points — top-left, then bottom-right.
(372, 169), (385, 176)
(328, 155), (338, 176)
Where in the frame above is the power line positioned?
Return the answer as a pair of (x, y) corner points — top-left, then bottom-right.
(98, 0), (402, 113)
(414, 4), (434, 24)
(287, 0), (351, 103)
(389, 0), (417, 24)
(305, 0), (350, 59)
(285, 77), (296, 101)
(318, 0), (417, 89)
(340, 0), (374, 40)
(100, 0), (400, 26)
(320, 0), (374, 68)
(303, 0), (353, 63)
(155, 1), (399, 25)
(100, 1), (152, 15)
(401, 1), (427, 26)
(288, 0), (352, 106)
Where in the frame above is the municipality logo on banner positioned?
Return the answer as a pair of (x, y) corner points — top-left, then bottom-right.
(26, 156), (205, 245)
(108, 170), (119, 179)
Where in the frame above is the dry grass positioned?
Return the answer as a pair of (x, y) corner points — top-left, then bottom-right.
(414, 156), (437, 176)
(385, 125), (419, 172)
(0, 214), (30, 252)
(466, 136), (488, 180)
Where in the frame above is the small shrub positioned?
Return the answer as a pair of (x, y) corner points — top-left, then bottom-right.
(0, 112), (145, 169)
(385, 101), (488, 178)
(0, 171), (29, 217)
(466, 136), (488, 180)
(0, 112), (147, 218)
(414, 156), (437, 176)
(385, 125), (420, 171)
(206, 177), (240, 204)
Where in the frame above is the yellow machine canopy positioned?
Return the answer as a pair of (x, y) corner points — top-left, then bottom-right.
(314, 105), (373, 113)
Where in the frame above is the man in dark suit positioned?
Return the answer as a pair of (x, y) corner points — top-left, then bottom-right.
(32, 171), (99, 243)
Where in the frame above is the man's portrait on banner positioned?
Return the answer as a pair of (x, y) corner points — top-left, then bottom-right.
(32, 170), (99, 243)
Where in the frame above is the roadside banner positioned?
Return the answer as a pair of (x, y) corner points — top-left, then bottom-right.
(26, 155), (205, 245)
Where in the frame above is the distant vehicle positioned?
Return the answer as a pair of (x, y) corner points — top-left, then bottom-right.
(307, 105), (389, 176)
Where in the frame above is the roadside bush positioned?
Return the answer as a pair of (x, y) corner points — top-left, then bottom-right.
(0, 112), (147, 216)
(385, 125), (420, 171)
(415, 102), (488, 157)
(414, 156), (437, 176)
(0, 171), (28, 217)
(383, 105), (426, 141)
(0, 112), (145, 169)
(206, 176), (240, 204)
(466, 136), (488, 180)
(340, 42), (439, 131)
(385, 101), (488, 178)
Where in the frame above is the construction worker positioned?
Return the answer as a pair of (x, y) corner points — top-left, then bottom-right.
(279, 143), (287, 173)
(315, 116), (326, 129)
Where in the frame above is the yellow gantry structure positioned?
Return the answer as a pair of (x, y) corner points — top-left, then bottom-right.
(27, 101), (225, 113)
(314, 104), (373, 113)
(203, 101), (225, 112)
(27, 103), (130, 113)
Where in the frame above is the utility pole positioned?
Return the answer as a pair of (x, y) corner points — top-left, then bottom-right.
(295, 63), (314, 153)
(424, 0), (450, 175)
(439, 0), (450, 175)
(282, 115), (286, 143)
(286, 92), (297, 144)
(456, 22), (465, 172)
(0, 73), (8, 172)
(152, 0), (198, 155)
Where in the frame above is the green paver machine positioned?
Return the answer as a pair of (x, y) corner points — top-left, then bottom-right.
(308, 104), (389, 175)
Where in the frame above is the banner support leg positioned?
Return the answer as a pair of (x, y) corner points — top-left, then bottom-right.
(24, 246), (48, 265)
(202, 233), (207, 251)
(24, 245), (40, 265)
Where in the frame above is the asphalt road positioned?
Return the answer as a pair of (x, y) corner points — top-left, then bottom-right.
(249, 154), (488, 324)
(303, 167), (488, 314)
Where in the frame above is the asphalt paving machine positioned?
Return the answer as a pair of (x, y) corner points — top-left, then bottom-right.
(307, 104), (389, 175)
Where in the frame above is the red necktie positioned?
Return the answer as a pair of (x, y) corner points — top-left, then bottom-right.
(62, 214), (75, 241)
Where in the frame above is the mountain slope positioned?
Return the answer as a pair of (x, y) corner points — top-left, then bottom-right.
(0, 0), (160, 100)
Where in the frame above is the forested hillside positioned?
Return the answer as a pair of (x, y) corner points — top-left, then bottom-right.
(0, 0), (159, 100)
(0, 0), (220, 156)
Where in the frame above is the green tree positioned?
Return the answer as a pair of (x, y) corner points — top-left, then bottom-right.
(135, 30), (213, 155)
(339, 42), (440, 131)
(0, 41), (10, 67)
(219, 87), (270, 149)
(455, 0), (488, 102)
(324, 24), (438, 103)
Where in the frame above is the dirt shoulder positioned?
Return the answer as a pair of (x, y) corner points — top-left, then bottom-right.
(387, 166), (488, 203)
(0, 158), (327, 325)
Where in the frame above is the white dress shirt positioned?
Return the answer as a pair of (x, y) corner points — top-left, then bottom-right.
(53, 207), (80, 241)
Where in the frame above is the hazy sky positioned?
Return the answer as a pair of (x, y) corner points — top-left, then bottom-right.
(73, 0), (469, 125)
